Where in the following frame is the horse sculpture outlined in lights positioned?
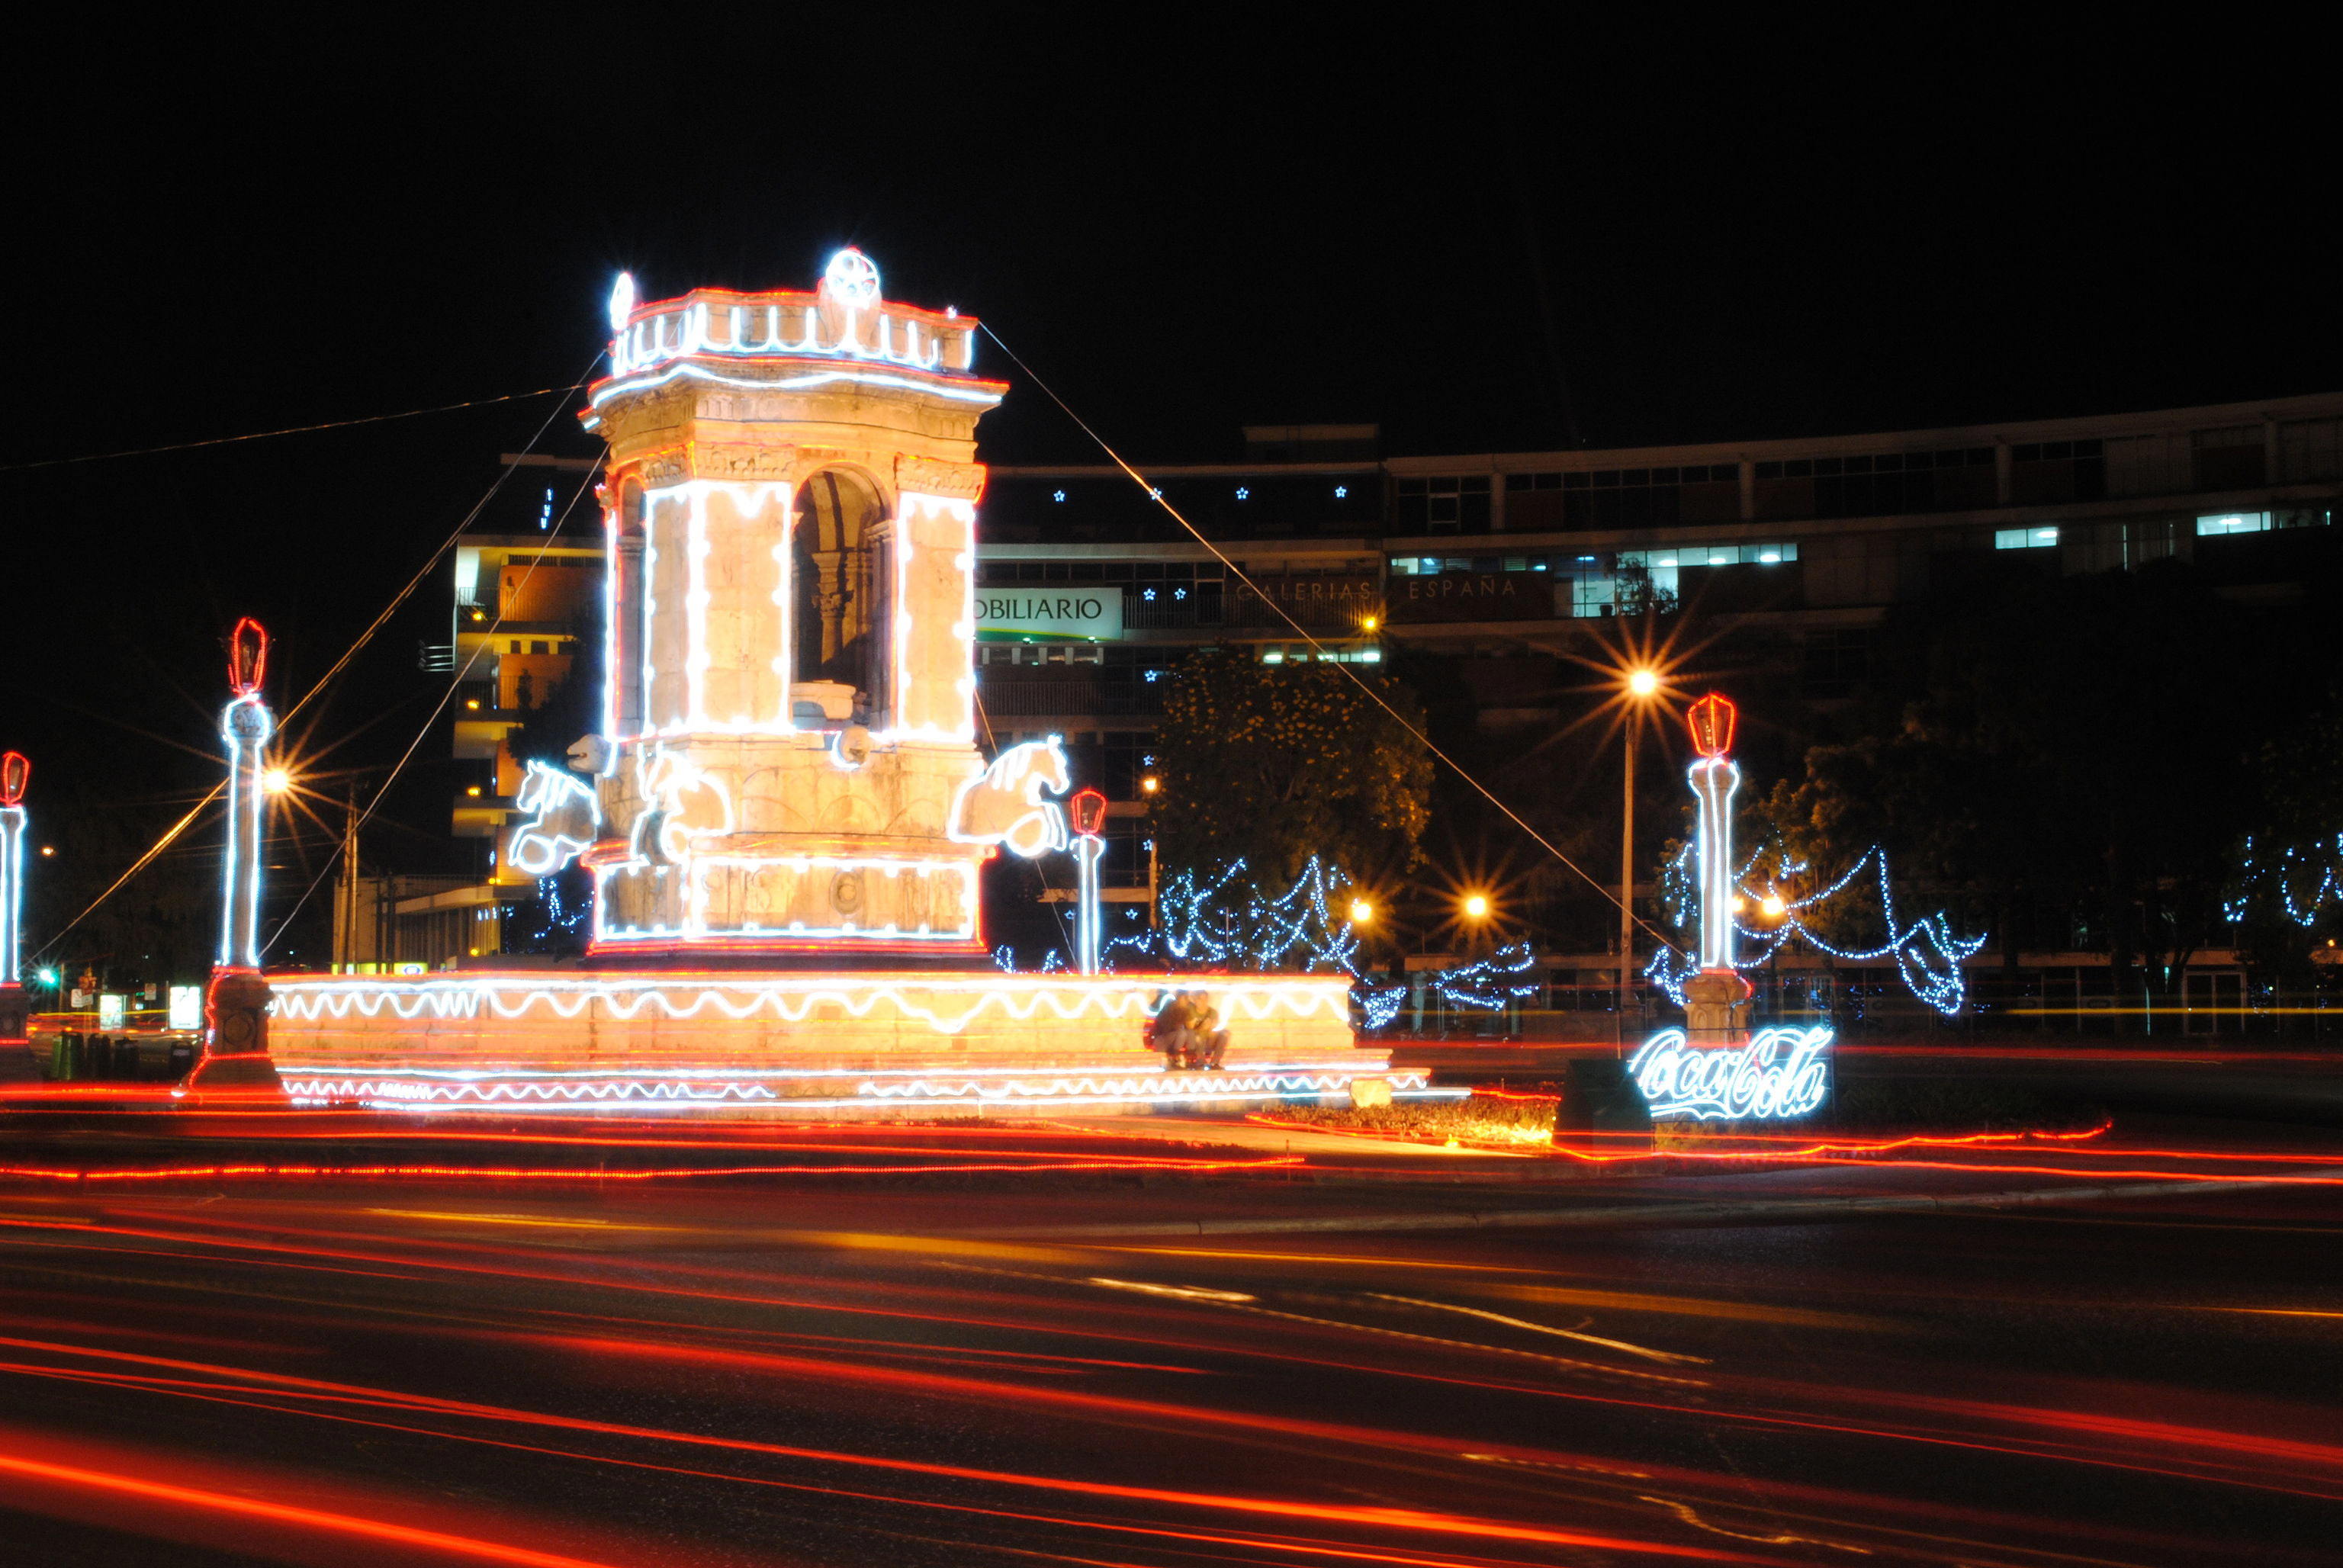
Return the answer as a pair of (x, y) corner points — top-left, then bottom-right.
(949, 737), (1071, 860)
(631, 749), (734, 868)
(506, 760), (603, 878)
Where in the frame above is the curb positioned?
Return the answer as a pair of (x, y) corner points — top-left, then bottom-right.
(981, 1166), (2343, 1239)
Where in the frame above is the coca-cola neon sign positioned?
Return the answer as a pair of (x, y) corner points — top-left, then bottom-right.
(1628, 1023), (1833, 1120)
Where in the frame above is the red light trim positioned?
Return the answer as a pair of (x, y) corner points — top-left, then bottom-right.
(0, 1336), (1760, 1560)
(1685, 690), (1735, 759)
(0, 1153), (1303, 1184)
(0, 752), (25, 806)
(227, 617), (268, 697)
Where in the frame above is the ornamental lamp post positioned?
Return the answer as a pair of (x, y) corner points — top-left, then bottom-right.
(1069, 788), (1108, 975)
(0, 750), (36, 1081)
(1618, 667), (1662, 1030)
(1683, 691), (1752, 1045)
(189, 618), (285, 1097)
(218, 617), (272, 972)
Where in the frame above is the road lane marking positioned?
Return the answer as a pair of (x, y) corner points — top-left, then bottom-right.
(1363, 1294), (1708, 1364)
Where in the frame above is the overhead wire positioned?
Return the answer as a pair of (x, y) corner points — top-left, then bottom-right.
(34, 326), (1665, 969)
(262, 465), (603, 956)
(31, 362), (601, 962)
(0, 384), (579, 473)
(979, 323), (1671, 947)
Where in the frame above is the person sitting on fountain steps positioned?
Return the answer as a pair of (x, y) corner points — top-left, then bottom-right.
(1148, 990), (1228, 1072)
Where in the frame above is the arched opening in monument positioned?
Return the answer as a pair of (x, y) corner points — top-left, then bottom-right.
(791, 468), (892, 725)
(612, 479), (647, 739)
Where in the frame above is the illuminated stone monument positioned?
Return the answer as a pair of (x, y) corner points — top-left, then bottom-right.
(581, 249), (998, 957)
(259, 252), (1412, 1116)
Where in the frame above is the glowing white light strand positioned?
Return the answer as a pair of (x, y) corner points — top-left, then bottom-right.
(1689, 756), (1739, 972)
(2226, 834), (2343, 928)
(1429, 943), (1540, 1012)
(1647, 842), (1985, 1016)
(217, 692), (272, 969)
(266, 972), (1354, 1036)
(0, 804), (22, 988)
(601, 259), (981, 384)
(949, 737), (1069, 859)
(1099, 856), (1506, 1030)
(278, 1066), (1448, 1114)
(506, 761), (601, 878)
(585, 362), (1001, 427)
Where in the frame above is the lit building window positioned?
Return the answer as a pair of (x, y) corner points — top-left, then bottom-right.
(1994, 526), (2060, 550)
(2197, 512), (2267, 535)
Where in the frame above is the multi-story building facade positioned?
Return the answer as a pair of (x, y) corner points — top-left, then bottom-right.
(975, 397), (2343, 1026)
(335, 455), (603, 968)
(364, 395), (2343, 1020)
(980, 395), (2339, 718)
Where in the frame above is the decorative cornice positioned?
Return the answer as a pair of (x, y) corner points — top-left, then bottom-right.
(895, 453), (987, 501)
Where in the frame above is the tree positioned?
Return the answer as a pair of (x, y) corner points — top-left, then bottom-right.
(504, 670), (600, 770)
(1760, 557), (2296, 996)
(1150, 651), (1433, 890)
(2224, 685), (2343, 975)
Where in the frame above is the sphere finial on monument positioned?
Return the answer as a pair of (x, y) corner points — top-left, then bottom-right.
(821, 247), (881, 307)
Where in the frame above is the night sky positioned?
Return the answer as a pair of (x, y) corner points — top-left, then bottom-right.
(1, 21), (2329, 956)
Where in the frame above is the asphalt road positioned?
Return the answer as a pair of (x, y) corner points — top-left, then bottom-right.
(3, 1135), (2341, 1567)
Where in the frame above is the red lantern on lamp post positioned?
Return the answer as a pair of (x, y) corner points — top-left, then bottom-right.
(228, 615), (268, 698)
(1686, 690), (1737, 760)
(1068, 788), (1108, 974)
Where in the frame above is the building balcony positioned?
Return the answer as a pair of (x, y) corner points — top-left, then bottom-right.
(457, 621), (583, 646)
(454, 718), (517, 760)
(453, 795), (515, 839)
(973, 681), (1166, 718)
(1120, 596), (1373, 632)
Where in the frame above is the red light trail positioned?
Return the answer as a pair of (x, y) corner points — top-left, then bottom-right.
(0, 1337), (1764, 1563)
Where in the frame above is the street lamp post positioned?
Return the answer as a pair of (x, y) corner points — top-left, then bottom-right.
(0, 751), (35, 1081)
(189, 618), (285, 1097)
(1683, 690), (1753, 1046)
(1619, 668), (1660, 1031)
